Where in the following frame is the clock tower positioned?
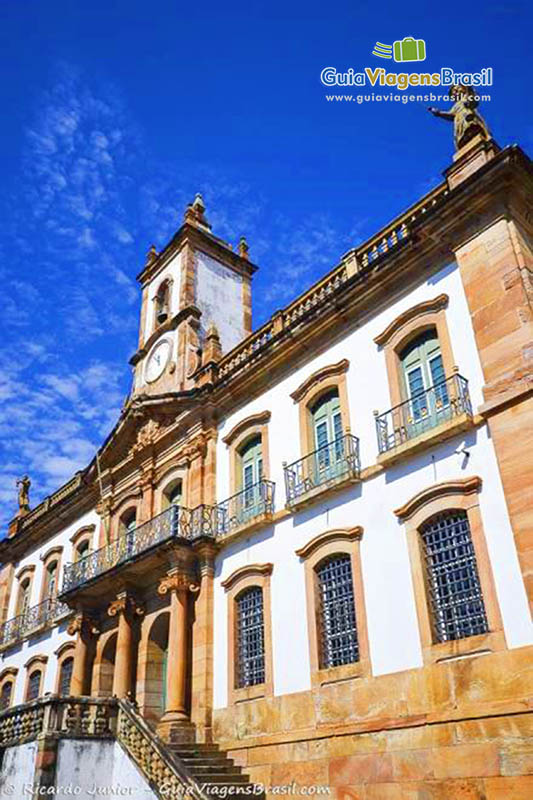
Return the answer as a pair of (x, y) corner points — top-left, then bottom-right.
(129, 194), (257, 395)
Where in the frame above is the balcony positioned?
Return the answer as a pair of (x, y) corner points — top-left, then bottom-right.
(284, 433), (361, 509)
(61, 505), (199, 596)
(375, 372), (474, 466)
(217, 479), (275, 537)
(0, 596), (70, 650)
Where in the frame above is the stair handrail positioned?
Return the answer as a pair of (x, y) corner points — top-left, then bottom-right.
(116, 699), (208, 800)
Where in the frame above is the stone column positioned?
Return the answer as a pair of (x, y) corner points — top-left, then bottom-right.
(108, 592), (144, 699)
(68, 613), (99, 696)
(190, 542), (217, 742)
(157, 564), (199, 741)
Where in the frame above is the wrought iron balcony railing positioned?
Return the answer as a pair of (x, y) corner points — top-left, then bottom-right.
(217, 479), (275, 535)
(62, 505), (197, 594)
(0, 596), (70, 649)
(284, 434), (361, 506)
(375, 372), (473, 454)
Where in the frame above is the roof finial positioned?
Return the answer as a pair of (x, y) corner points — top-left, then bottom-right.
(238, 235), (249, 260)
(184, 192), (211, 230)
(145, 244), (158, 266)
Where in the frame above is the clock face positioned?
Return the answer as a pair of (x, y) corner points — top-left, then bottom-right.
(145, 339), (171, 383)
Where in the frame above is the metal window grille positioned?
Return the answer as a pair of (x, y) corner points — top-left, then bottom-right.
(420, 511), (488, 643)
(59, 658), (74, 697)
(0, 682), (12, 711)
(316, 554), (359, 668)
(27, 670), (41, 702)
(236, 587), (265, 688)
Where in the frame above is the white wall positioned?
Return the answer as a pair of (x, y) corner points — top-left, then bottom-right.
(212, 260), (533, 709)
(55, 740), (158, 800)
(195, 252), (244, 354)
(0, 741), (37, 796)
(1, 509), (99, 705)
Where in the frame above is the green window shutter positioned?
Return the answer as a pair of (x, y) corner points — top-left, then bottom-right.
(311, 390), (342, 450)
(239, 435), (263, 489)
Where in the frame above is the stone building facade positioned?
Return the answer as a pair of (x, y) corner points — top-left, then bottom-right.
(0, 136), (532, 799)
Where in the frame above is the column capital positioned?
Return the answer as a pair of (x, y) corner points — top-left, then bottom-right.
(158, 570), (199, 596)
(107, 591), (145, 619)
(67, 612), (100, 638)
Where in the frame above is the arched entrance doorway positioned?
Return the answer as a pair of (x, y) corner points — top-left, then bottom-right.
(92, 630), (117, 697)
(141, 612), (169, 723)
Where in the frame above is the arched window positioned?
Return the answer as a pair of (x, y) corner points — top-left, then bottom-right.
(419, 510), (488, 643)
(164, 481), (182, 507)
(155, 281), (170, 326)
(76, 539), (90, 561)
(399, 329), (448, 424)
(26, 670), (42, 701)
(236, 436), (264, 523)
(18, 578), (32, 617)
(0, 681), (13, 711)
(235, 587), (265, 688)
(122, 510), (137, 534)
(310, 390), (343, 477)
(58, 657), (74, 697)
(44, 561), (58, 600)
(315, 554), (359, 668)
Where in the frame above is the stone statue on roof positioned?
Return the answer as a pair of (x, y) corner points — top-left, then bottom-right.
(428, 84), (490, 150)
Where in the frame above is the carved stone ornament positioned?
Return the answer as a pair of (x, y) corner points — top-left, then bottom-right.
(131, 419), (161, 455)
(158, 573), (200, 596)
(107, 593), (145, 618)
(67, 612), (100, 637)
(178, 433), (209, 464)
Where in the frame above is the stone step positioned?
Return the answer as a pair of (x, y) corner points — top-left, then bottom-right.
(193, 773), (250, 784)
(189, 765), (244, 777)
(180, 757), (236, 769)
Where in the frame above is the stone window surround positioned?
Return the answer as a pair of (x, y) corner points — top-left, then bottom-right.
(54, 642), (76, 695)
(222, 411), (271, 495)
(373, 294), (455, 409)
(394, 476), (505, 664)
(14, 564), (36, 617)
(151, 276), (174, 334)
(221, 563), (274, 706)
(295, 527), (370, 687)
(0, 666), (18, 709)
(290, 360), (351, 458)
(155, 465), (189, 512)
(24, 655), (48, 702)
(39, 546), (64, 605)
(70, 524), (96, 561)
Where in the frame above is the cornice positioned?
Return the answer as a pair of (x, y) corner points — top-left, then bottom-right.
(290, 359), (350, 403)
(394, 476), (482, 522)
(129, 305), (202, 366)
(221, 562), (273, 592)
(222, 411), (271, 446)
(136, 221), (258, 285)
(295, 527), (363, 560)
(373, 294), (449, 348)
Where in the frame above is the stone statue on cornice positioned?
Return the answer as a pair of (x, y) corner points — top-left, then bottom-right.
(16, 474), (31, 513)
(428, 83), (490, 150)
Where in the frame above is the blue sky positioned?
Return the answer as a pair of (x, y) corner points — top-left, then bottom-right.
(0, 0), (530, 527)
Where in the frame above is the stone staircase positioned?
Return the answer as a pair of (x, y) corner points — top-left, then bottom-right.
(167, 740), (263, 797)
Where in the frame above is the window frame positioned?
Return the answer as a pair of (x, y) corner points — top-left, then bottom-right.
(55, 642), (76, 696)
(0, 667), (17, 711)
(374, 294), (455, 411)
(394, 477), (505, 663)
(24, 656), (47, 703)
(295, 528), (370, 687)
(222, 411), (271, 497)
(39, 546), (64, 604)
(290, 360), (351, 459)
(221, 563), (273, 705)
